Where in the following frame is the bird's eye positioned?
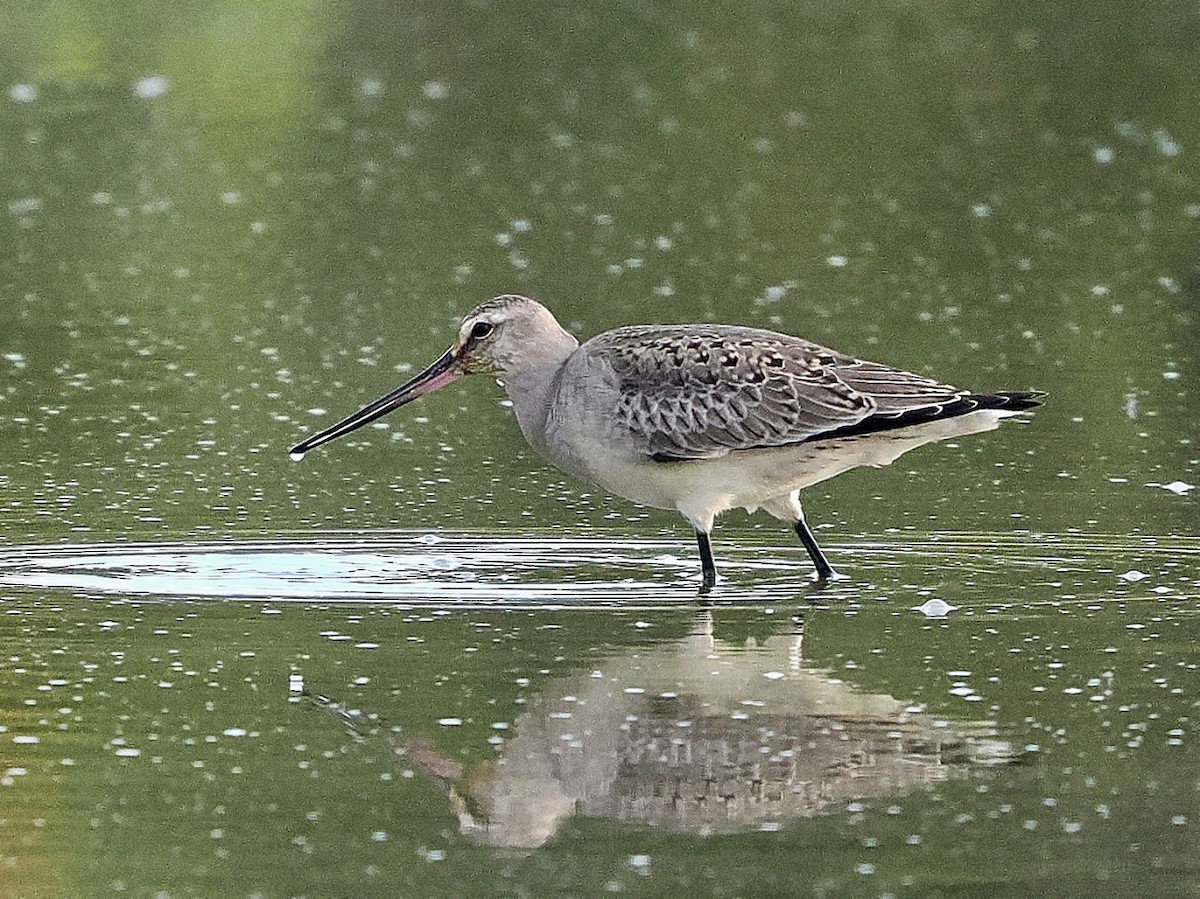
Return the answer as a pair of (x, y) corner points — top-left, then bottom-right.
(470, 321), (495, 340)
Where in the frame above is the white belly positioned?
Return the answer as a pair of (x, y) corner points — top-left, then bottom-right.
(549, 408), (1015, 531)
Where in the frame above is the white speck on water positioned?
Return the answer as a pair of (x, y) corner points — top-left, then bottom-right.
(1163, 370), (1180, 381)
(1172, 815), (1187, 826)
(4, 352), (26, 369)
(223, 728), (247, 738)
(634, 621), (652, 629)
(826, 254), (848, 267)
(438, 717), (462, 726)
(913, 598), (957, 618)
(422, 80), (448, 100)
(1153, 129), (1181, 156)
(1119, 570), (1148, 582)
(971, 202), (992, 217)
(133, 75), (169, 99)
(306, 407), (327, 416)
(220, 191), (242, 205)
(628, 854), (652, 874)
(949, 686), (974, 697)
(511, 218), (531, 232)
(355, 642), (379, 650)
(9, 83), (37, 102)
(288, 674), (304, 693)
(419, 847), (447, 862)
(8, 197), (42, 216)
(12, 736), (39, 745)
(371, 831), (388, 842)
(623, 687), (646, 695)
(1158, 275), (1180, 294)
(763, 671), (786, 681)
(1093, 146), (1114, 164)
(115, 747), (141, 757)
(288, 451), (305, 462)
(359, 77), (385, 98)
(856, 863), (876, 875)
(1158, 481), (1194, 495)
(654, 235), (674, 251)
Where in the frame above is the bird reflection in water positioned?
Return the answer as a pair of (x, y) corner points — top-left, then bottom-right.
(310, 611), (1013, 850)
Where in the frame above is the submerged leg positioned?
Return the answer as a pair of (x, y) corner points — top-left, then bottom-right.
(695, 530), (717, 593)
(793, 517), (837, 581)
(764, 490), (839, 581)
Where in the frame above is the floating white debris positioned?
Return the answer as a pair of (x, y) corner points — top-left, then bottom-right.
(9, 84), (37, 102)
(1160, 481), (1194, 496)
(437, 717), (462, 726)
(763, 671), (786, 681)
(222, 728), (247, 737)
(912, 598), (957, 618)
(1119, 570), (1148, 582)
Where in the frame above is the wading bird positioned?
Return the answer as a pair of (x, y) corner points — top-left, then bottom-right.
(290, 295), (1043, 591)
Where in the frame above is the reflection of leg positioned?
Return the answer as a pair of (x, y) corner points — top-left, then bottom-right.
(695, 530), (717, 592)
(789, 612), (804, 672)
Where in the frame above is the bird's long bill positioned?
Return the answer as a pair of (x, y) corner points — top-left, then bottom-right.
(289, 347), (459, 458)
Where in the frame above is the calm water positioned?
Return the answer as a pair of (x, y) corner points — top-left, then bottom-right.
(2, 2), (1198, 896)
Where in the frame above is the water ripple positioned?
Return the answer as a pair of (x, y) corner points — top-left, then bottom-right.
(0, 531), (1194, 607)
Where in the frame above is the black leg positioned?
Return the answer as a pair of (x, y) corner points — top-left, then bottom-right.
(793, 518), (837, 581)
(695, 530), (717, 593)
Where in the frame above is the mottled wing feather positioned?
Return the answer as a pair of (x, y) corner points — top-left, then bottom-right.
(589, 324), (968, 462)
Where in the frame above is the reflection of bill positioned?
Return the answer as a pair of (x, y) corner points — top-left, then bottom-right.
(313, 612), (1013, 850)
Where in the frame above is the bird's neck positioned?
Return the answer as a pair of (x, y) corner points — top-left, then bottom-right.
(501, 334), (577, 454)
(504, 362), (567, 451)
